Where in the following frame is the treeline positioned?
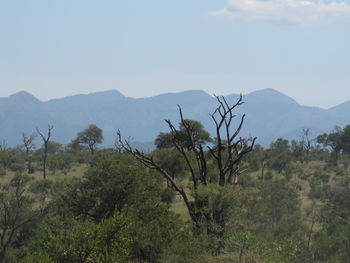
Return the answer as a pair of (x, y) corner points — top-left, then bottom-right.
(0, 97), (350, 262)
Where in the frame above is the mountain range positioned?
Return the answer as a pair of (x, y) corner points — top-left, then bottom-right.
(0, 89), (349, 148)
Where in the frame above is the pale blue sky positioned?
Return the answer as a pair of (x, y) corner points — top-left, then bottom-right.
(0, 0), (350, 108)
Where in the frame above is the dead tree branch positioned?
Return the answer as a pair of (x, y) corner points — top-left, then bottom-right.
(36, 125), (53, 179)
(208, 95), (256, 186)
(116, 130), (197, 222)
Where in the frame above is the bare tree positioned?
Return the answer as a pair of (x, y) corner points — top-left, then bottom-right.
(0, 140), (8, 152)
(36, 125), (53, 179)
(21, 133), (36, 174)
(301, 128), (314, 152)
(117, 94), (256, 252)
(207, 95), (256, 186)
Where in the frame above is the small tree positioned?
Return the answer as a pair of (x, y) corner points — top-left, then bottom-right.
(316, 126), (343, 164)
(0, 140), (7, 152)
(76, 125), (103, 155)
(300, 128), (314, 152)
(21, 132), (36, 174)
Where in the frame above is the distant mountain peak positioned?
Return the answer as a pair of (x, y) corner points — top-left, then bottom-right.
(248, 88), (286, 97)
(88, 89), (125, 97)
(246, 88), (299, 105)
(47, 89), (126, 104)
(8, 91), (40, 102)
(153, 89), (210, 97)
(178, 89), (210, 96)
(68, 89), (125, 99)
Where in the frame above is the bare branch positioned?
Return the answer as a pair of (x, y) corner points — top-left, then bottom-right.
(116, 130), (198, 221)
(36, 125), (53, 179)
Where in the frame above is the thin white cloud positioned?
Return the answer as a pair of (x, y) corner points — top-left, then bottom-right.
(210, 0), (350, 24)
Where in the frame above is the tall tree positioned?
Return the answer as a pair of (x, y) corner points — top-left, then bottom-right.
(76, 124), (103, 154)
(118, 95), (256, 252)
(37, 125), (53, 179)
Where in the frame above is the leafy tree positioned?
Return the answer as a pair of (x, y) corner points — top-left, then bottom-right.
(155, 132), (173, 149)
(316, 126), (343, 164)
(0, 175), (36, 263)
(178, 119), (212, 149)
(51, 152), (170, 222)
(269, 138), (292, 173)
(76, 124), (103, 154)
(155, 119), (211, 150)
(66, 138), (89, 152)
(270, 138), (290, 153)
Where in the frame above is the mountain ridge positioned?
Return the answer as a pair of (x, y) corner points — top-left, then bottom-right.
(1, 89), (349, 147)
(1, 89), (347, 109)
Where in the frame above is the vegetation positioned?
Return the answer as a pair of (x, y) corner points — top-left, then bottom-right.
(0, 96), (349, 262)
(75, 124), (104, 154)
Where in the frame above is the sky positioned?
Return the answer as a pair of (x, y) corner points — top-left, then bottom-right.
(0, 0), (350, 108)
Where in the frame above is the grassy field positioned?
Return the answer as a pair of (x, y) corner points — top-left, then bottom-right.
(0, 163), (87, 185)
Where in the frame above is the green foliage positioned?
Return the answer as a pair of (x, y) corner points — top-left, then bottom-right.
(269, 138), (292, 173)
(19, 252), (54, 263)
(45, 141), (63, 155)
(0, 165), (5, 177)
(3, 126), (350, 262)
(47, 152), (73, 175)
(76, 124), (104, 154)
(0, 175), (37, 262)
(155, 119), (211, 150)
(52, 154), (170, 222)
(153, 148), (187, 180)
(314, 223), (350, 262)
(155, 132), (173, 149)
(244, 178), (304, 240)
(270, 138), (290, 153)
(0, 151), (19, 170)
(44, 215), (133, 263)
(316, 126), (348, 164)
(7, 155), (26, 173)
(17, 151), (206, 263)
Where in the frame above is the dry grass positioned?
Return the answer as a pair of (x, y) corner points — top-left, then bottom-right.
(0, 164), (88, 185)
(170, 194), (191, 221)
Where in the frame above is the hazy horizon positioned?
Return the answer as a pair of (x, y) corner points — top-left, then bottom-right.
(1, 0), (349, 108)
